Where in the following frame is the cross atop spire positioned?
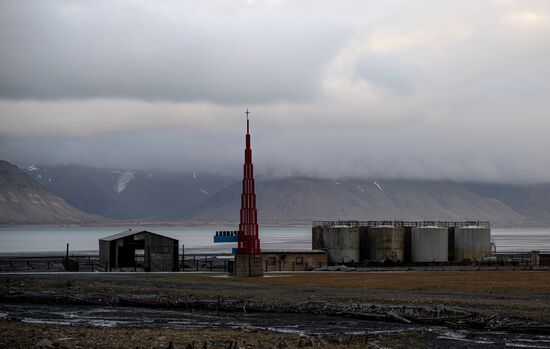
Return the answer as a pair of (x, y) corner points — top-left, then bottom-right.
(245, 108), (250, 134)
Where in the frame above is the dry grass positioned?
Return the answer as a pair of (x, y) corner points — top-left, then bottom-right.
(161, 270), (550, 295)
(0, 321), (416, 349)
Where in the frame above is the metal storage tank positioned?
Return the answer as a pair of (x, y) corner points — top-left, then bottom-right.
(312, 226), (360, 264)
(411, 227), (448, 262)
(365, 226), (405, 262)
(451, 227), (491, 262)
(312, 226), (324, 250)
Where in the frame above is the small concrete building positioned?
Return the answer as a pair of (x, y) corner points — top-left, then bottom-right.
(531, 251), (550, 266)
(261, 250), (328, 271)
(99, 230), (179, 272)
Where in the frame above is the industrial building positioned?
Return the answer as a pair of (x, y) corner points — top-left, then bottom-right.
(260, 250), (328, 271)
(99, 230), (179, 272)
(313, 221), (491, 265)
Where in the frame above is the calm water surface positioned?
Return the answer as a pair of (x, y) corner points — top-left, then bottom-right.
(0, 226), (549, 254)
(0, 226), (310, 254)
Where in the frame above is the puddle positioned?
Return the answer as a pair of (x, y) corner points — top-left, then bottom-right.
(2, 303), (550, 347)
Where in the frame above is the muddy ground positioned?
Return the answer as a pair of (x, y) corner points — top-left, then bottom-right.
(1, 271), (550, 348)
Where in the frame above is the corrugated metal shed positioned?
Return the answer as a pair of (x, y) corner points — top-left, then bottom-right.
(99, 230), (178, 272)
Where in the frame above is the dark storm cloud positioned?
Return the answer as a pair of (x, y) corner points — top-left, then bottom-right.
(1, 1), (550, 183)
(0, 1), (347, 103)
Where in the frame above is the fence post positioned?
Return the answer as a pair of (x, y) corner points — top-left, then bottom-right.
(181, 246), (189, 271)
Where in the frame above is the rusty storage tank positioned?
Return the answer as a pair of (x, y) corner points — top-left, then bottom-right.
(450, 226), (491, 262)
(312, 225), (360, 264)
(365, 226), (405, 262)
(411, 226), (448, 262)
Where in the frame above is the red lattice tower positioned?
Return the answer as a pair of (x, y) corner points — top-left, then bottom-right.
(238, 109), (260, 255)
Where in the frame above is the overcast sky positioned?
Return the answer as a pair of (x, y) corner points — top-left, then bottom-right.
(1, 0), (549, 183)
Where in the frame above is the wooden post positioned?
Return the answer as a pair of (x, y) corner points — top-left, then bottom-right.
(65, 243), (69, 269)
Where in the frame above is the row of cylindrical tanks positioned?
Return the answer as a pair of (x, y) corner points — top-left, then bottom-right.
(312, 225), (491, 264)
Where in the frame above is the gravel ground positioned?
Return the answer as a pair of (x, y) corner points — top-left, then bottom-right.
(1, 271), (550, 348)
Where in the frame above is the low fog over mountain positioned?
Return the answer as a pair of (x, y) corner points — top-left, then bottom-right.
(1, 2), (549, 225)
(9, 162), (546, 226)
(2, 1), (550, 184)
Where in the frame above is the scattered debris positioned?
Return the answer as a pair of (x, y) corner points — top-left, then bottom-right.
(2, 290), (549, 334)
(311, 265), (355, 272)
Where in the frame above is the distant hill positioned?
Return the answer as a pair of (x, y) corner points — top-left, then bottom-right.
(0, 160), (100, 224)
(19, 163), (549, 226)
(466, 182), (550, 221)
(188, 178), (528, 226)
(24, 164), (237, 220)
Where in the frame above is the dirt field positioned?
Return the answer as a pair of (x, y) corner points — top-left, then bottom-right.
(1, 271), (550, 348)
(2, 271), (550, 320)
(0, 320), (438, 349)
(160, 270), (550, 295)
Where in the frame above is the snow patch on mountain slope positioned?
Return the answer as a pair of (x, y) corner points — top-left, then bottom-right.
(112, 171), (136, 193)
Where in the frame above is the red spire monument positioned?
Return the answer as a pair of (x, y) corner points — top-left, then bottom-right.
(234, 109), (263, 277)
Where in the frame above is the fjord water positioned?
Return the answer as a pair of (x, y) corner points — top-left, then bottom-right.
(0, 226), (311, 254)
(0, 226), (549, 254)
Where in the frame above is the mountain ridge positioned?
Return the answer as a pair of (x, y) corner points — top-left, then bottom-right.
(0, 160), (101, 224)
(13, 162), (550, 226)
(188, 177), (528, 226)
